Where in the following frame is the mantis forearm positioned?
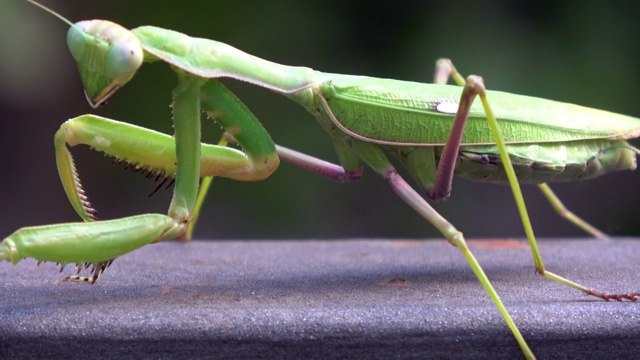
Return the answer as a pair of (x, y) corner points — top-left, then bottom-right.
(0, 214), (173, 267)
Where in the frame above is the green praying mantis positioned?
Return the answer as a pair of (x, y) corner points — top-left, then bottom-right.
(3, 1), (640, 358)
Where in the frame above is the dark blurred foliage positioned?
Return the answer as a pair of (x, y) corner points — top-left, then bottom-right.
(1, 0), (640, 240)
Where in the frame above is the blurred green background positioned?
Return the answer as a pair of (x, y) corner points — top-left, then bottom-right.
(1, 0), (639, 241)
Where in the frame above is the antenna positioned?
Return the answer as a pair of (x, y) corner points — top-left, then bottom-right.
(25, 0), (75, 27)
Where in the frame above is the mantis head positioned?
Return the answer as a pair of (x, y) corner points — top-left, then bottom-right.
(67, 20), (143, 108)
(25, 1), (143, 108)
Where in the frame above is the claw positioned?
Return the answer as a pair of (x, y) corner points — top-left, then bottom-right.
(64, 260), (114, 284)
(586, 288), (640, 301)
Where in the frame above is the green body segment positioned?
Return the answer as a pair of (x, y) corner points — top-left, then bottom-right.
(57, 114), (258, 178)
(59, 114), (192, 175)
(199, 80), (280, 181)
(55, 114), (254, 222)
(167, 73), (203, 224)
(307, 73), (640, 188)
(457, 139), (637, 184)
(317, 73), (640, 145)
(0, 214), (173, 265)
(131, 26), (316, 95)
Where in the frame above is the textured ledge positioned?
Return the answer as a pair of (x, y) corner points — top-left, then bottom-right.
(1, 238), (639, 359)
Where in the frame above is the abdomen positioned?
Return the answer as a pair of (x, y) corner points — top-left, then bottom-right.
(454, 139), (638, 184)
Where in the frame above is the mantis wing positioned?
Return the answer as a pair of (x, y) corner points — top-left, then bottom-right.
(319, 73), (640, 146)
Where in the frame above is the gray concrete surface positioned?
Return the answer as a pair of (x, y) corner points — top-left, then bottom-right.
(1, 238), (639, 359)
